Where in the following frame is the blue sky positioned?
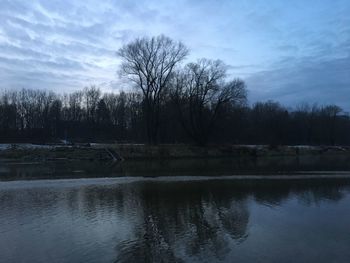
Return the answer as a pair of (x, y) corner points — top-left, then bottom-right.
(0, 0), (349, 110)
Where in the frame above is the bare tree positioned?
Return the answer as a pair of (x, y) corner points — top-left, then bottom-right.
(83, 86), (101, 123)
(67, 91), (84, 122)
(173, 59), (247, 145)
(322, 105), (342, 145)
(117, 35), (189, 144)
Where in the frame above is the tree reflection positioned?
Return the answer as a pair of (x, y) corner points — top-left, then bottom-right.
(1, 178), (350, 263)
(59, 178), (350, 262)
(117, 179), (350, 262)
(112, 181), (250, 262)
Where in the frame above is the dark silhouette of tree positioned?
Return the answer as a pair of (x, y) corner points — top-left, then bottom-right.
(250, 101), (289, 145)
(117, 35), (189, 144)
(83, 86), (101, 123)
(173, 59), (247, 145)
(49, 99), (62, 138)
(0, 87), (349, 145)
(322, 105), (342, 145)
(96, 99), (110, 125)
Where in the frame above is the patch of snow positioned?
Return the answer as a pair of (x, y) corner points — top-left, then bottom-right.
(0, 144), (53, 150)
(0, 144), (11, 150)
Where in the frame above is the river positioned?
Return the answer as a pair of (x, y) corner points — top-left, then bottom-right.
(1, 175), (350, 262)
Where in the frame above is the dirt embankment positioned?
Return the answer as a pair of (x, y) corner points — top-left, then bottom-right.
(0, 143), (349, 162)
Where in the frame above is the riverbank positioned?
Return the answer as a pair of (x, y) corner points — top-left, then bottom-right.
(0, 143), (349, 162)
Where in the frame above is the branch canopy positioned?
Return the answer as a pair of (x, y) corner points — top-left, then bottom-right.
(117, 35), (189, 99)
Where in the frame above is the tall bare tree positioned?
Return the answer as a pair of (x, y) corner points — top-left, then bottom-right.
(117, 35), (189, 144)
(173, 59), (247, 145)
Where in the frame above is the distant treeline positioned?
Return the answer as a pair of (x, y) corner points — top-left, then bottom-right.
(0, 35), (349, 146)
(0, 87), (349, 146)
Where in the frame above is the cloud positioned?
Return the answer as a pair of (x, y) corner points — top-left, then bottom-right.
(246, 55), (350, 111)
(0, 0), (349, 110)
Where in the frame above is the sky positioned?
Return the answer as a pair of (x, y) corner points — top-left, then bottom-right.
(0, 0), (349, 110)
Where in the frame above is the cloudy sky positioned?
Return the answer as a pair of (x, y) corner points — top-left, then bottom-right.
(0, 0), (349, 110)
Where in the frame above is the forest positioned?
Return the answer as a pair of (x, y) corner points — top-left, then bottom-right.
(0, 36), (349, 146)
(0, 86), (349, 146)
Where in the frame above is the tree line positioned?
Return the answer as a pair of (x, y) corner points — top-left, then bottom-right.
(0, 35), (349, 146)
(0, 86), (349, 145)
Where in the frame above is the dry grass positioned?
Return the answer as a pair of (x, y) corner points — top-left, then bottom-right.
(0, 144), (349, 162)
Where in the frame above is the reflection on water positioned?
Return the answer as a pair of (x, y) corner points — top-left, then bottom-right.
(1, 154), (350, 180)
(1, 178), (350, 262)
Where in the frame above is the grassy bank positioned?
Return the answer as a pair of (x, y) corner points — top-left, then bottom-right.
(0, 144), (349, 162)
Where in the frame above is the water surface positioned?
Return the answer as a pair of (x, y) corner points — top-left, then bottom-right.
(1, 177), (350, 263)
(2, 154), (350, 180)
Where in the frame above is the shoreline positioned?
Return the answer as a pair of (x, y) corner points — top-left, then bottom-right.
(1, 144), (350, 182)
(2, 172), (350, 188)
(1, 143), (350, 162)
